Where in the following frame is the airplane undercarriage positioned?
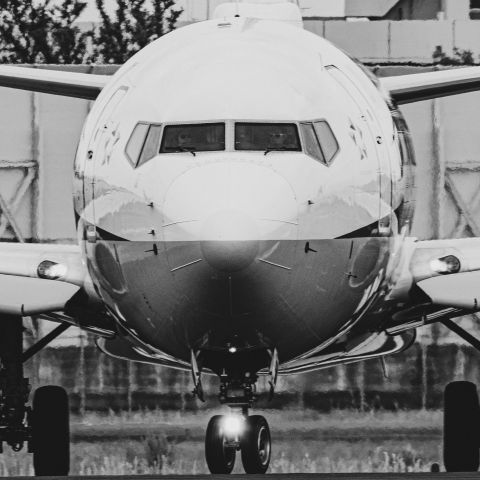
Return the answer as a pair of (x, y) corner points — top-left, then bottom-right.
(204, 373), (272, 474)
(192, 346), (276, 474)
(2, 314), (480, 474)
(0, 315), (70, 476)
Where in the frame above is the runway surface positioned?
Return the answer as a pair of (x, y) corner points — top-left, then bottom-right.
(9, 474), (480, 480)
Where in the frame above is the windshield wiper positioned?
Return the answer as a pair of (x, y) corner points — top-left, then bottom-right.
(177, 146), (196, 156)
(264, 147), (289, 156)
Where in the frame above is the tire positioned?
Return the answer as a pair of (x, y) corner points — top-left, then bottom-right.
(444, 381), (480, 472)
(32, 386), (70, 476)
(205, 415), (236, 474)
(241, 415), (271, 474)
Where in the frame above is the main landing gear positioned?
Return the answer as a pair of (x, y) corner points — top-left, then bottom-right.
(204, 374), (272, 474)
(441, 320), (480, 472)
(0, 315), (70, 476)
(443, 381), (480, 472)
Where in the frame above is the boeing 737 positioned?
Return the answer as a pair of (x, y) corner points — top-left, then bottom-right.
(1, 0), (480, 475)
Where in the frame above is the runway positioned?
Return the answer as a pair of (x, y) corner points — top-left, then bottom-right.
(8, 474), (480, 480)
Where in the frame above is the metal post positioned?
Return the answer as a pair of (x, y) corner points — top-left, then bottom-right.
(432, 94), (446, 239)
(98, 352), (104, 392)
(79, 333), (86, 417)
(454, 344), (466, 381)
(358, 361), (366, 412)
(30, 92), (40, 240)
(421, 343), (428, 410)
(127, 362), (134, 414)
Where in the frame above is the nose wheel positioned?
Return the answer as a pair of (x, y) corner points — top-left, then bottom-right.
(241, 415), (271, 473)
(205, 414), (271, 474)
(205, 415), (236, 473)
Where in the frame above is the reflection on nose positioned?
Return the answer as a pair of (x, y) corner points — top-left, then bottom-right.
(200, 211), (259, 272)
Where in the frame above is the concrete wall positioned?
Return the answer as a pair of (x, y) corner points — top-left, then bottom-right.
(303, 19), (480, 63)
(25, 341), (480, 411)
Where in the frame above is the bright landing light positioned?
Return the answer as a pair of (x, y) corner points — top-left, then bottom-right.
(222, 415), (245, 437)
(37, 260), (68, 280)
(429, 255), (461, 275)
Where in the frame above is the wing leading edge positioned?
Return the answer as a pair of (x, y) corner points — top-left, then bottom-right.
(380, 66), (480, 104)
(0, 65), (109, 100)
(0, 243), (86, 316)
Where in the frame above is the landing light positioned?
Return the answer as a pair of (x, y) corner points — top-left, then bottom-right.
(222, 415), (244, 437)
(37, 260), (68, 280)
(228, 346), (237, 353)
(429, 255), (461, 275)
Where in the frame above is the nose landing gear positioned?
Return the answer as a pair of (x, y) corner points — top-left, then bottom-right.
(204, 374), (272, 474)
(205, 412), (272, 474)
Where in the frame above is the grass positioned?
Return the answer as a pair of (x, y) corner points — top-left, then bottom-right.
(72, 408), (442, 439)
(0, 409), (444, 475)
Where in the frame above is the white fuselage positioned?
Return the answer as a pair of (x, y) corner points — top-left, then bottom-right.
(73, 16), (415, 374)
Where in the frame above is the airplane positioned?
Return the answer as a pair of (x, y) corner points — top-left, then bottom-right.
(1, 0), (480, 475)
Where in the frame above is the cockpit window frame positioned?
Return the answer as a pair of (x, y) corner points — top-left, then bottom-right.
(125, 121), (163, 168)
(300, 119), (340, 167)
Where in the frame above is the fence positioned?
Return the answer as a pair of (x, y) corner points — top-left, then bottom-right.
(24, 338), (480, 412)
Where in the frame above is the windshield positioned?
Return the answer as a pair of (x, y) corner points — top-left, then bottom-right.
(235, 123), (301, 151)
(160, 123), (225, 153)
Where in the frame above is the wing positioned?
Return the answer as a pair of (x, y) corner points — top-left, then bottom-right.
(410, 238), (480, 310)
(380, 66), (480, 104)
(388, 237), (480, 327)
(0, 243), (86, 316)
(0, 65), (109, 100)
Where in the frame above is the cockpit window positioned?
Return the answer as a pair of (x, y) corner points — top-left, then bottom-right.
(126, 122), (149, 167)
(138, 125), (162, 167)
(126, 122), (162, 168)
(160, 123), (225, 153)
(235, 123), (301, 151)
(300, 120), (339, 166)
(313, 121), (339, 164)
(301, 123), (324, 163)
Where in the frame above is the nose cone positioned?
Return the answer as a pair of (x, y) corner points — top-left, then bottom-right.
(200, 211), (259, 272)
(162, 162), (298, 272)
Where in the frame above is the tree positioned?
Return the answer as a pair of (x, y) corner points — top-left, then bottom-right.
(0, 0), (91, 64)
(50, 0), (92, 64)
(93, 0), (183, 64)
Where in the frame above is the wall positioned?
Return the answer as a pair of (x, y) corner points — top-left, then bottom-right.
(26, 341), (480, 412)
(303, 19), (480, 63)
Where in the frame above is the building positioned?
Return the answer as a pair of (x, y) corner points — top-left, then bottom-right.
(304, 0), (471, 20)
(381, 0), (470, 21)
(75, 0), (475, 23)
